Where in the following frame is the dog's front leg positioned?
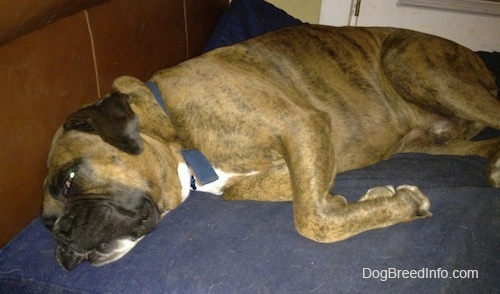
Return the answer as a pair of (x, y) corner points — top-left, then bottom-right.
(285, 113), (432, 243)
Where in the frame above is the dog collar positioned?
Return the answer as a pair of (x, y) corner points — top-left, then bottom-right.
(182, 150), (219, 189)
(145, 82), (219, 188)
(146, 81), (168, 113)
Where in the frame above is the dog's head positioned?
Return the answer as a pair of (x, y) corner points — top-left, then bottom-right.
(42, 77), (183, 270)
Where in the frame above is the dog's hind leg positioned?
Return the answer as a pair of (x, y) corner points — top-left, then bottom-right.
(398, 134), (500, 187)
(382, 31), (500, 131)
(383, 32), (500, 187)
(281, 110), (432, 243)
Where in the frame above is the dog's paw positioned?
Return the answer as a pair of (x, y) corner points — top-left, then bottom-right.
(358, 185), (395, 202)
(395, 185), (432, 219)
(488, 157), (500, 188)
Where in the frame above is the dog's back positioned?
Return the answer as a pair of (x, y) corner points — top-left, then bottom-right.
(155, 25), (499, 172)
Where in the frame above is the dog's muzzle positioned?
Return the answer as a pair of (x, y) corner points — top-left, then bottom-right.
(49, 193), (160, 270)
(55, 237), (143, 270)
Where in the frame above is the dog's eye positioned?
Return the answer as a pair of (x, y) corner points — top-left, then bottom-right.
(63, 171), (76, 196)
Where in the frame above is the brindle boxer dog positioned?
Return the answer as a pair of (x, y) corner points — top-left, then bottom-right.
(42, 25), (500, 270)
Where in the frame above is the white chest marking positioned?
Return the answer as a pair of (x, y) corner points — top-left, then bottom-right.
(177, 163), (192, 202)
(177, 162), (257, 199)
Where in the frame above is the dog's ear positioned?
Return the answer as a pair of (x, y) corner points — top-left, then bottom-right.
(64, 93), (143, 155)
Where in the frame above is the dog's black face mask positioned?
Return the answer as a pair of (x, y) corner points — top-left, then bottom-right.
(42, 168), (161, 270)
(42, 92), (162, 270)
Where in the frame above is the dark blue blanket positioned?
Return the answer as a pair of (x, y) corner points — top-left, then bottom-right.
(1, 154), (499, 293)
(1, 0), (499, 293)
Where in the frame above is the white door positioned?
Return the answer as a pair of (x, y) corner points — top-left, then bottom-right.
(320, 0), (500, 51)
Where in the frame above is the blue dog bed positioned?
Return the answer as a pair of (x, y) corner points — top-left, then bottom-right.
(1, 154), (499, 293)
(1, 0), (499, 293)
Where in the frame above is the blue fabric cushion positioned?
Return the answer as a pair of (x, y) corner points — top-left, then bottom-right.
(1, 154), (499, 293)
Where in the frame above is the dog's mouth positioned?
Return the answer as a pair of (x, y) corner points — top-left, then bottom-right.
(56, 237), (143, 271)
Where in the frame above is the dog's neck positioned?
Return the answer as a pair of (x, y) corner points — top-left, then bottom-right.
(146, 81), (224, 200)
(177, 162), (192, 202)
(181, 150), (219, 185)
(146, 81), (219, 183)
(177, 150), (221, 197)
(146, 81), (168, 113)
(177, 161), (250, 198)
